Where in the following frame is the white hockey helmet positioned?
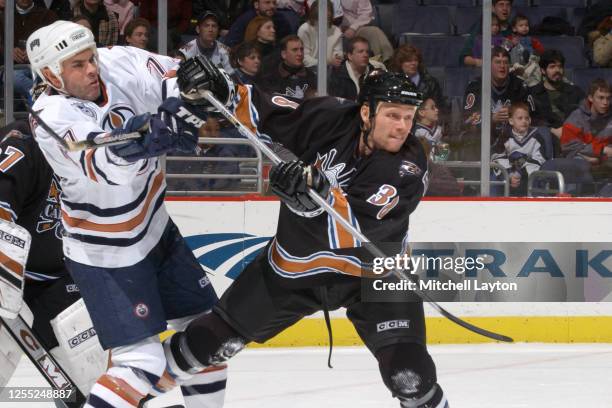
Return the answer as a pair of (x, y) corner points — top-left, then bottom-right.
(26, 21), (98, 91)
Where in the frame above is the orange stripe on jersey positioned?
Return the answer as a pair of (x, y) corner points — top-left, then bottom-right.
(155, 370), (177, 393)
(199, 364), (228, 374)
(97, 374), (145, 407)
(0, 250), (24, 277)
(330, 188), (355, 249)
(0, 207), (14, 221)
(270, 240), (363, 277)
(235, 85), (256, 134)
(163, 69), (177, 79)
(85, 149), (98, 182)
(62, 171), (164, 232)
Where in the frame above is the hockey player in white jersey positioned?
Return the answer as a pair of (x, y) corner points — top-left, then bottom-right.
(26, 21), (227, 407)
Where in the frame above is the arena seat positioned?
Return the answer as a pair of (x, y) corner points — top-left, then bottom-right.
(393, 6), (453, 36)
(399, 35), (466, 67)
(538, 36), (587, 68)
(572, 68), (612, 92)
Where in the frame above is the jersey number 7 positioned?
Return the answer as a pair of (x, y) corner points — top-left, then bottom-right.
(0, 146), (25, 173)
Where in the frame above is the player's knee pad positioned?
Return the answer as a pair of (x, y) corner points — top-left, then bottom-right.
(376, 342), (446, 407)
(87, 336), (167, 406)
(165, 311), (246, 376)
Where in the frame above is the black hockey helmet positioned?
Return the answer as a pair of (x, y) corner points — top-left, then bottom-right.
(358, 70), (423, 115)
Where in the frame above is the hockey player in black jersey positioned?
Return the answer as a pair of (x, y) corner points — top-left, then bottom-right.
(163, 57), (449, 408)
(0, 120), (107, 395)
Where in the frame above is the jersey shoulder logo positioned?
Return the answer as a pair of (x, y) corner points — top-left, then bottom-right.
(399, 160), (422, 177)
(102, 105), (136, 130)
(71, 102), (97, 120)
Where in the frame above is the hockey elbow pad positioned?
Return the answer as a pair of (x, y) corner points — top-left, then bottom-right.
(270, 161), (330, 215)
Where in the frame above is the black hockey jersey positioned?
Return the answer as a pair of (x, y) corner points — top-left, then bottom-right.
(0, 122), (65, 280)
(233, 85), (428, 286)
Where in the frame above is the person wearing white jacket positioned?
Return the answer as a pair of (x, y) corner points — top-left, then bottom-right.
(298, 0), (343, 69)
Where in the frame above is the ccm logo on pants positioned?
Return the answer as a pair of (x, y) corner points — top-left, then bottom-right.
(377, 320), (410, 332)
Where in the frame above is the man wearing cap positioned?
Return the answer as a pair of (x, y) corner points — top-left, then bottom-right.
(178, 10), (234, 74)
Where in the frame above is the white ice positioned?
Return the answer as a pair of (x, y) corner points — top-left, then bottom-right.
(4, 344), (612, 408)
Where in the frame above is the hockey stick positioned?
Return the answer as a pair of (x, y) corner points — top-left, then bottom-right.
(0, 314), (86, 408)
(26, 105), (143, 152)
(199, 90), (513, 343)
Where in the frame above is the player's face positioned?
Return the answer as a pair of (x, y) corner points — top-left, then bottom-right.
(60, 49), (101, 101)
(509, 107), (531, 134)
(543, 61), (564, 84)
(198, 18), (219, 43)
(368, 103), (417, 153)
(348, 41), (370, 69)
(494, 1), (511, 22)
(589, 89), (611, 115)
(491, 55), (509, 83)
(239, 51), (261, 76)
(258, 21), (276, 43)
(514, 19), (530, 36)
(418, 98), (439, 124)
(126, 25), (149, 49)
(255, 0), (276, 17)
(281, 40), (304, 68)
(401, 58), (418, 77)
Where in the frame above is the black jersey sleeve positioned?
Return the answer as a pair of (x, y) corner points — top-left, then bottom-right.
(0, 132), (36, 221)
(231, 84), (359, 157)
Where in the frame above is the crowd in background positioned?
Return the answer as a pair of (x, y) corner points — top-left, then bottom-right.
(0, 0), (611, 196)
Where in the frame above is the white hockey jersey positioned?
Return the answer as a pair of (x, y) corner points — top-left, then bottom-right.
(31, 46), (181, 268)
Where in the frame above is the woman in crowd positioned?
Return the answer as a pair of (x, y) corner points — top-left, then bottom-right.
(244, 16), (276, 58)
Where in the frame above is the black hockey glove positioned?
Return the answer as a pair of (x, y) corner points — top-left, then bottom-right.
(177, 55), (235, 108)
(269, 160), (330, 214)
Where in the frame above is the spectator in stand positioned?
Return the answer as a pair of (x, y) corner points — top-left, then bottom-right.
(561, 79), (612, 174)
(389, 44), (445, 113)
(460, 0), (513, 66)
(529, 49), (585, 141)
(338, 0), (393, 63)
(123, 17), (150, 49)
(135, 0), (192, 51)
(306, 0), (343, 25)
(505, 13), (544, 86)
(103, 0), (135, 36)
(178, 11), (234, 74)
(192, 0), (251, 32)
(492, 102), (547, 196)
(34, 0), (71, 20)
(231, 41), (262, 85)
(0, 0), (57, 106)
(224, 0), (292, 48)
(464, 14), (506, 68)
(413, 98), (460, 196)
(167, 117), (241, 192)
(328, 36), (382, 101)
(593, 16), (612, 68)
(73, 0), (119, 46)
(72, 14), (93, 31)
(463, 46), (534, 159)
(298, 0), (343, 70)
(244, 16), (277, 58)
(257, 35), (317, 100)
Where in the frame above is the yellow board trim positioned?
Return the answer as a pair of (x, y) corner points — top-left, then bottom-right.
(160, 316), (612, 346)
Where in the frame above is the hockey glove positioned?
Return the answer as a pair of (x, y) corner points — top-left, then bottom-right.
(108, 98), (201, 162)
(177, 55), (235, 108)
(269, 160), (330, 214)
